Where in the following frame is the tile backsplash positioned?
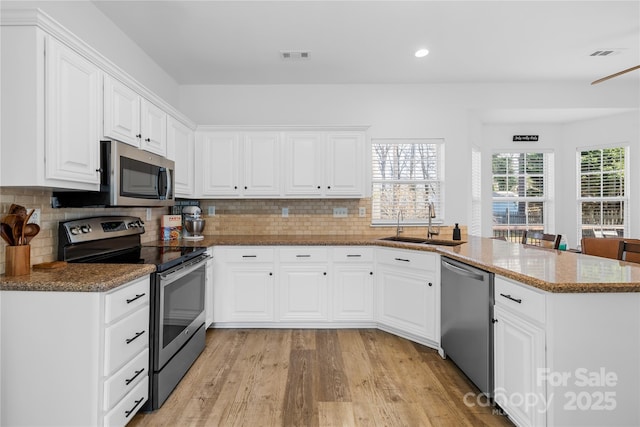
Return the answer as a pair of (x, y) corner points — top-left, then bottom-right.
(0, 187), (465, 275)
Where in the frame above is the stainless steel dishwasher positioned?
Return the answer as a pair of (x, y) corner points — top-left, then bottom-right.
(441, 256), (494, 397)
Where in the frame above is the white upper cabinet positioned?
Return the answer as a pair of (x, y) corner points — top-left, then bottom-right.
(104, 76), (167, 157)
(45, 37), (102, 185)
(140, 98), (167, 156)
(195, 127), (368, 199)
(168, 116), (195, 195)
(284, 133), (324, 196)
(198, 132), (241, 196)
(197, 131), (281, 197)
(1, 25), (101, 190)
(103, 75), (140, 147)
(283, 131), (366, 197)
(243, 132), (281, 196)
(325, 132), (365, 196)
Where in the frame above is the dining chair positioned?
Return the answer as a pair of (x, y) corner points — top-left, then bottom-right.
(580, 237), (624, 260)
(521, 230), (562, 249)
(622, 241), (640, 263)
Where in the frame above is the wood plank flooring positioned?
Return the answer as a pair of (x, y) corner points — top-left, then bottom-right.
(130, 329), (513, 427)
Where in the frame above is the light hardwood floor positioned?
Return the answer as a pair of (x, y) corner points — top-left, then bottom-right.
(130, 329), (513, 426)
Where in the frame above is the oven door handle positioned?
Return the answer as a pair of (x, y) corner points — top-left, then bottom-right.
(159, 254), (210, 283)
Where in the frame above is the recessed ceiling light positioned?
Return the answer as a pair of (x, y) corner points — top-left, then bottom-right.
(415, 48), (429, 58)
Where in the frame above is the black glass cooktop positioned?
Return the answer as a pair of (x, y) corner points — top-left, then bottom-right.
(69, 245), (206, 272)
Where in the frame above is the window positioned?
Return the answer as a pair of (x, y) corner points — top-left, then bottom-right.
(577, 146), (628, 239)
(371, 138), (444, 224)
(492, 152), (554, 242)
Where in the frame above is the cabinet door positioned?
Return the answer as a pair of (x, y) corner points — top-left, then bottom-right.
(494, 305), (546, 427)
(199, 132), (241, 196)
(103, 74), (140, 147)
(332, 264), (374, 321)
(279, 265), (328, 321)
(283, 132), (323, 196)
(45, 38), (101, 185)
(169, 117), (195, 196)
(227, 265), (275, 322)
(325, 132), (364, 196)
(140, 99), (167, 156)
(377, 265), (436, 340)
(243, 132), (281, 196)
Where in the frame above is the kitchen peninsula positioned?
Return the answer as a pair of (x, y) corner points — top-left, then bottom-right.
(2, 236), (640, 426)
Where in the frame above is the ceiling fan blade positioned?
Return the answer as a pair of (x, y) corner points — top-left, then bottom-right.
(591, 65), (640, 85)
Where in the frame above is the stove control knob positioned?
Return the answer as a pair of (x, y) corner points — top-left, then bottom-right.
(80, 225), (91, 234)
(69, 226), (80, 235)
(128, 222), (137, 228)
(137, 220), (145, 228)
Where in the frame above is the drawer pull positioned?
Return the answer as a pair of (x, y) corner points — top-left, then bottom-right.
(125, 397), (144, 418)
(500, 293), (522, 304)
(296, 255), (311, 258)
(242, 255), (257, 258)
(125, 368), (145, 386)
(394, 257), (410, 262)
(126, 330), (146, 344)
(126, 293), (146, 304)
(346, 254), (362, 258)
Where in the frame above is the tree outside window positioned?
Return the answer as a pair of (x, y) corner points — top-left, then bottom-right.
(371, 139), (443, 224)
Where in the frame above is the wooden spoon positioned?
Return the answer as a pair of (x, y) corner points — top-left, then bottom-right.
(1, 223), (15, 245)
(20, 209), (36, 245)
(22, 223), (40, 245)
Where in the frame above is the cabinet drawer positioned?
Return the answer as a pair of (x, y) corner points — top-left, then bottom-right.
(104, 348), (148, 411)
(105, 276), (150, 324)
(279, 247), (328, 263)
(376, 248), (436, 271)
(333, 246), (374, 262)
(104, 306), (149, 376)
(495, 276), (546, 324)
(104, 376), (148, 427)
(225, 247), (275, 263)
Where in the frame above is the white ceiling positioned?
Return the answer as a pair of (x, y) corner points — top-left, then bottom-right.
(92, 0), (640, 86)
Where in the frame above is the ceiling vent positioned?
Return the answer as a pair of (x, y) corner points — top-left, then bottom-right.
(589, 49), (622, 57)
(280, 51), (311, 61)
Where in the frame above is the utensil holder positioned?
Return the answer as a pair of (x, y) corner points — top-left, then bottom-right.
(5, 245), (30, 276)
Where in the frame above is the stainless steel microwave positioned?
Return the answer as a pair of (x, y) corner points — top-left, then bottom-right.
(53, 140), (174, 207)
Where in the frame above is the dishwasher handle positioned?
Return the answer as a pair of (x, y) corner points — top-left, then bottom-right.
(442, 259), (485, 281)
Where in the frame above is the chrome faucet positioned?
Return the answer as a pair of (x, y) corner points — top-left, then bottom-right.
(427, 201), (440, 239)
(396, 210), (404, 237)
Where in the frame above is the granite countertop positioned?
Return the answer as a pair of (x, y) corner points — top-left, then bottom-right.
(0, 264), (156, 292)
(155, 234), (640, 293)
(5, 234), (640, 293)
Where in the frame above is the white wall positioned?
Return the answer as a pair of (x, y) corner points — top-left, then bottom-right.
(180, 82), (639, 233)
(1, 1), (180, 108)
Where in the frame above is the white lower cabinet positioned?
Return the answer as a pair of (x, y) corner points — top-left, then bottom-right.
(0, 276), (150, 427)
(217, 247), (276, 323)
(212, 246), (440, 346)
(278, 247), (329, 322)
(494, 302), (546, 426)
(375, 248), (439, 344)
(332, 247), (374, 322)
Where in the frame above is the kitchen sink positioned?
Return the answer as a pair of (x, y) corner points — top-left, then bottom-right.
(379, 236), (464, 246)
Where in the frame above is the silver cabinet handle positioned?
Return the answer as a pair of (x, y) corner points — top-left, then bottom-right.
(499, 293), (522, 304)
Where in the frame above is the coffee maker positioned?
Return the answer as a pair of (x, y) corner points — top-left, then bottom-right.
(182, 206), (205, 240)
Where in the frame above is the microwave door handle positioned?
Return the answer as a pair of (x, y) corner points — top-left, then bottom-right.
(165, 169), (172, 200)
(157, 168), (169, 199)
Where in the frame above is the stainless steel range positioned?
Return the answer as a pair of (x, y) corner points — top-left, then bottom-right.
(58, 216), (208, 411)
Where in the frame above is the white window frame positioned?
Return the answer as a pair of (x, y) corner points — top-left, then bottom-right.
(371, 138), (445, 226)
(576, 144), (629, 240)
(491, 150), (555, 241)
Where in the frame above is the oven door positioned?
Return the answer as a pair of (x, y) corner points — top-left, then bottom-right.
(156, 255), (207, 369)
